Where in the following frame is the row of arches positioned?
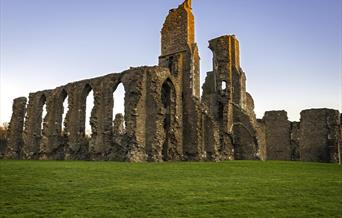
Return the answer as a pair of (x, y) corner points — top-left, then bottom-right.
(19, 75), (178, 161)
(36, 83), (126, 140)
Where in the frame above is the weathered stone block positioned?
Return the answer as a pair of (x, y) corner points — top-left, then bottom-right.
(299, 109), (340, 162)
(263, 111), (291, 160)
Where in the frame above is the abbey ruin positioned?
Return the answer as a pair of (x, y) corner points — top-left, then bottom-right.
(3, 0), (342, 162)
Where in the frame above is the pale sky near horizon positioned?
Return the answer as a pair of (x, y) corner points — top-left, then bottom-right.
(0, 0), (341, 127)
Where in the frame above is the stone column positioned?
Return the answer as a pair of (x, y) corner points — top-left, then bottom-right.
(89, 77), (116, 160)
(5, 97), (27, 159)
(64, 83), (90, 160)
(22, 92), (50, 159)
(39, 88), (68, 160)
(122, 69), (147, 162)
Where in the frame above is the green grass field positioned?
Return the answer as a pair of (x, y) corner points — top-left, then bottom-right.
(0, 161), (341, 217)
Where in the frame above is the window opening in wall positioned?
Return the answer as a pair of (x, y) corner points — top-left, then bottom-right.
(222, 81), (227, 92)
(40, 95), (47, 135)
(85, 88), (94, 137)
(61, 91), (68, 135)
(113, 83), (126, 130)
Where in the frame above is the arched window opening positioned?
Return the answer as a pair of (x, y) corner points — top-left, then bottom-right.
(222, 81), (227, 92)
(84, 86), (94, 137)
(113, 83), (126, 131)
(61, 90), (68, 135)
(161, 79), (176, 161)
(40, 95), (47, 136)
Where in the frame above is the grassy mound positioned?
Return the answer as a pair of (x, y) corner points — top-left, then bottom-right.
(0, 161), (341, 217)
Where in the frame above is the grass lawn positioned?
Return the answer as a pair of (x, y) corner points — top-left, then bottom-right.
(0, 160), (341, 217)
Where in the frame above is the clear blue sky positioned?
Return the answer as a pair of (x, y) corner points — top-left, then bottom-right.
(0, 0), (341, 124)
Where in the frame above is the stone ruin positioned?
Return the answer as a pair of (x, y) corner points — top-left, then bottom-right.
(3, 0), (342, 162)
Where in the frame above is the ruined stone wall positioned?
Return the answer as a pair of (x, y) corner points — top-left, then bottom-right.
(263, 111), (291, 160)
(63, 80), (94, 160)
(202, 109), (220, 161)
(299, 109), (341, 162)
(202, 35), (257, 160)
(5, 65), (180, 162)
(232, 106), (257, 160)
(246, 93), (257, 127)
(255, 109), (341, 162)
(161, 0), (194, 57)
(255, 119), (266, 160)
(143, 68), (183, 162)
(5, 0), (192, 162)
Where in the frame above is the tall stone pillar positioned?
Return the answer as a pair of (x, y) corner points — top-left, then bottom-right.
(22, 92), (50, 159)
(5, 97), (27, 159)
(64, 83), (90, 160)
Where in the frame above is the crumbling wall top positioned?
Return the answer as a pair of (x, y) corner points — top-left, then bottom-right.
(209, 35), (240, 68)
(161, 0), (195, 56)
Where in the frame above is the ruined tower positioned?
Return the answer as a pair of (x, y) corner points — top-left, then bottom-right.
(159, 0), (203, 160)
(202, 35), (258, 160)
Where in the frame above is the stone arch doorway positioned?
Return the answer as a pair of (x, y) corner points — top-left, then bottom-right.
(161, 78), (176, 161)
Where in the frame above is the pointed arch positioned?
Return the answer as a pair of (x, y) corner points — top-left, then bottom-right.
(112, 81), (126, 130)
(161, 78), (176, 161)
(39, 94), (47, 136)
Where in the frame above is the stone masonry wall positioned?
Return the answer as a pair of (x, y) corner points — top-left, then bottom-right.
(232, 106), (257, 160)
(255, 119), (266, 160)
(256, 109), (341, 162)
(299, 109), (341, 162)
(263, 111), (291, 160)
(6, 66), (177, 162)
